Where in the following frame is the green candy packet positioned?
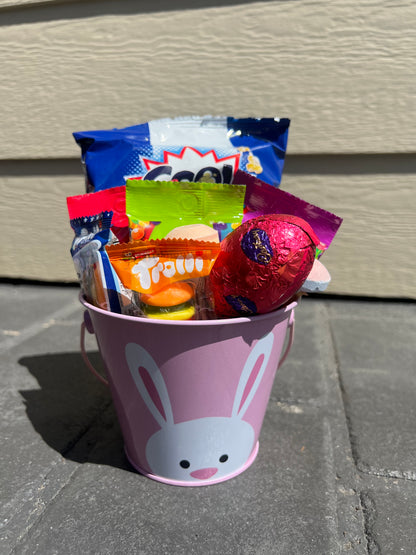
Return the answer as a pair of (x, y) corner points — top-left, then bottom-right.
(126, 180), (246, 241)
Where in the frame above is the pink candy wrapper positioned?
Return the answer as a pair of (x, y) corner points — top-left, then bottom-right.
(237, 170), (342, 253)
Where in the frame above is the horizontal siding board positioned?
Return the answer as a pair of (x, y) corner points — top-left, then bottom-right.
(1, 0), (415, 158)
(283, 173), (416, 299)
(0, 174), (80, 282)
(1, 168), (415, 299)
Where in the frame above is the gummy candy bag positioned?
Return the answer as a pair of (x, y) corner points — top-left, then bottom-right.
(107, 239), (221, 320)
(73, 116), (290, 192)
(106, 239), (220, 296)
(126, 179), (246, 241)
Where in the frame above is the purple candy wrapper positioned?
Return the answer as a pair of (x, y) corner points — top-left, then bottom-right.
(236, 170), (342, 252)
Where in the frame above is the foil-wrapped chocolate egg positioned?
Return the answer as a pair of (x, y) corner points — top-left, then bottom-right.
(209, 214), (320, 317)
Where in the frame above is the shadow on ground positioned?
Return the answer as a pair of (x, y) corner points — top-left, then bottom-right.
(18, 352), (136, 474)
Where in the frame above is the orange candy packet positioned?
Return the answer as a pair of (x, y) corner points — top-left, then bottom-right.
(106, 239), (220, 295)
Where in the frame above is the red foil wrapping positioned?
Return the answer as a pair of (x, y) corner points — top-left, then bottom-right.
(209, 214), (320, 317)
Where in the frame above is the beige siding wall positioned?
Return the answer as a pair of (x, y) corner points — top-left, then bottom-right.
(1, 0), (415, 298)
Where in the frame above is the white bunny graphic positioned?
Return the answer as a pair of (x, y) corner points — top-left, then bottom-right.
(125, 331), (274, 482)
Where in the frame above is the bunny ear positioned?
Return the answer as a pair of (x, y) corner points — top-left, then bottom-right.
(125, 342), (174, 428)
(232, 331), (274, 419)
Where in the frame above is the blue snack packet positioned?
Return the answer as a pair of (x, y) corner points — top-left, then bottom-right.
(69, 211), (137, 315)
(73, 116), (290, 192)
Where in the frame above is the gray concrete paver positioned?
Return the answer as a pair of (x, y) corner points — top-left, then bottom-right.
(329, 299), (416, 477)
(0, 284), (78, 339)
(0, 292), (111, 552)
(1, 285), (415, 554)
(359, 476), (416, 555)
(11, 409), (350, 555)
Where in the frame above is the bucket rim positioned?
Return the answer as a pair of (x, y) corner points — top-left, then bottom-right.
(79, 293), (297, 327)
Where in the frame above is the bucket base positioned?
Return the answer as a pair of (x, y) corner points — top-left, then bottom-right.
(124, 441), (260, 487)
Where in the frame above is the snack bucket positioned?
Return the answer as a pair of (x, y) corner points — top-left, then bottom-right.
(80, 296), (297, 486)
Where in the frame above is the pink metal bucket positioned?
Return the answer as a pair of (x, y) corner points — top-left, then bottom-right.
(80, 296), (297, 486)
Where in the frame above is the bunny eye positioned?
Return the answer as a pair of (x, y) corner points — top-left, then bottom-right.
(180, 460), (190, 469)
(219, 454), (228, 463)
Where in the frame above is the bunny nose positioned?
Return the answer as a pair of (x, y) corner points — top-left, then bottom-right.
(190, 467), (218, 480)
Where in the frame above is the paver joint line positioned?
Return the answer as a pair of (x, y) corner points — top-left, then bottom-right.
(360, 492), (381, 555)
(328, 318), (362, 472)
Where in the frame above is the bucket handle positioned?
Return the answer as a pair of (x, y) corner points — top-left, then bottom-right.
(277, 309), (295, 369)
(80, 311), (109, 386)
(80, 308), (295, 387)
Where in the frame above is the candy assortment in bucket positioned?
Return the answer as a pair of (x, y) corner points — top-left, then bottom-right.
(69, 116), (343, 485)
